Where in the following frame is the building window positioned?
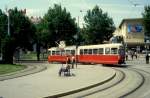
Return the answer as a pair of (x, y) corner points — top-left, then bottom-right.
(127, 24), (143, 33)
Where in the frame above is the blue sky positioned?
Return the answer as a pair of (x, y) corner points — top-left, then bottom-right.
(0, 0), (150, 27)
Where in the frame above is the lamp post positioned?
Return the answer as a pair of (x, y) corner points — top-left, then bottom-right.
(7, 10), (10, 36)
(75, 13), (81, 67)
(75, 16), (79, 67)
(75, 10), (85, 67)
(5, 5), (10, 36)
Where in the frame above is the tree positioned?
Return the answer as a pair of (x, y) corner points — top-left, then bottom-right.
(0, 8), (35, 64)
(78, 27), (89, 45)
(43, 4), (77, 47)
(142, 5), (150, 37)
(84, 5), (115, 44)
(35, 21), (49, 61)
(0, 10), (7, 57)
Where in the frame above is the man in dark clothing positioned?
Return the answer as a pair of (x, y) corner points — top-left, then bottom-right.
(146, 54), (149, 64)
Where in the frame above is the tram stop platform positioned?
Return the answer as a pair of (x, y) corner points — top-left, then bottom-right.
(0, 63), (116, 98)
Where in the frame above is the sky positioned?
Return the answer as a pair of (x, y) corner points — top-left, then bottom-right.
(0, 0), (150, 27)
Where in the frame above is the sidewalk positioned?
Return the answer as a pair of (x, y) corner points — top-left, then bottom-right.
(0, 63), (115, 98)
(126, 55), (149, 66)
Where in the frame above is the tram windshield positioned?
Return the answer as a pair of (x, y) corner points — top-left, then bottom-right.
(119, 48), (125, 56)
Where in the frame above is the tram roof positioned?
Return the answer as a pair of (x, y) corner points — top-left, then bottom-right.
(48, 45), (76, 51)
(48, 44), (122, 51)
(78, 43), (122, 49)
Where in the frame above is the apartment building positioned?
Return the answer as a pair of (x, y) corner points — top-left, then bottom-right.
(114, 18), (147, 52)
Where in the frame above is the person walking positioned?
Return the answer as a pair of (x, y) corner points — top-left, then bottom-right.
(146, 53), (149, 64)
(71, 55), (75, 69)
(131, 51), (134, 60)
(134, 51), (137, 59)
(66, 56), (71, 75)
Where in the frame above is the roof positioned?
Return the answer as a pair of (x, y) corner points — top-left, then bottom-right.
(78, 43), (122, 49)
(119, 18), (143, 28)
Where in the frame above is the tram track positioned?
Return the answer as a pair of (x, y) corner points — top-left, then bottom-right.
(125, 67), (150, 98)
(60, 66), (145, 98)
(59, 68), (125, 98)
(120, 67), (145, 98)
(83, 67), (144, 98)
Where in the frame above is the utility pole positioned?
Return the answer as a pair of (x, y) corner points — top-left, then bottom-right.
(75, 10), (84, 67)
(5, 5), (10, 36)
(7, 10), (10, 36)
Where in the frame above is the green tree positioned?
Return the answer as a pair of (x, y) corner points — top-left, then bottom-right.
(43, 4), (77, 46)
(78, 27), (89, 45)
(0, 10), (7, 56)
(84, 5), (115, 44)
(0, 8), (35, 64)
(142, 5), (150, 36)
(35, 21), (49, 61)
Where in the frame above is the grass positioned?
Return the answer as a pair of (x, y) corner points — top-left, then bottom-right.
(0, 64), (26, 75)
(19, 52), (48, 60)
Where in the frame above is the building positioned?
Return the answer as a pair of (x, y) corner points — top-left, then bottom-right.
(113, 18), (148, 52)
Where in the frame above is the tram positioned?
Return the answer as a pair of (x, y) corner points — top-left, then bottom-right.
(48, 43), (125, 65)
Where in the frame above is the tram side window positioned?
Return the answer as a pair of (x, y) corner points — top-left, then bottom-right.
(61, 50), (65, 55)
(49, 51), (51, 55)
(65, 50), (70, 55)
(56, 51), (60, 55)
(52, 51), (55, 55)
(119, 49), (125, 56)
(88, 49), (92, 54)
(93, 49), (98, 54)
(84, 49), (88, 54)
(80, 49), (83, 55)
(111, 48), (118, 54)
(99, 48), (104, 54)
(105, 48), (110, 54)
(71, 50), (75, 55)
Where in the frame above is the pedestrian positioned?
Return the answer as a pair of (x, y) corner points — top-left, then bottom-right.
(66, 56), (71, 75)
(66, 55), (71, 65)
(134, 51), (137, 59)
(146, 54), (149, 64)
(131, 51), (134, 60)
(71, 55), (75, 69)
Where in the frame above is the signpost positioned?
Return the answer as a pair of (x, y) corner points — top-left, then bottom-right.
(59, 41), (66, 50)
(58, 41), (66, 67)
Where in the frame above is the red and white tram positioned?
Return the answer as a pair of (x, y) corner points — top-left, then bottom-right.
(48, 46), (76, 63)
(48, 43), (125, 65)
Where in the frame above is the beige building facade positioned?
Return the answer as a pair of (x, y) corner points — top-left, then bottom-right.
(114, 18), (145, 51)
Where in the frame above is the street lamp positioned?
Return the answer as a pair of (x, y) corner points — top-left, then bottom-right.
(7, 10), (10, 36)
(75, 9), (85, 64)
(75, 18), (79, 67)
(75, 10), (84, 67)
(5, 6), (10, 36)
